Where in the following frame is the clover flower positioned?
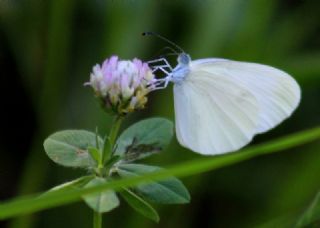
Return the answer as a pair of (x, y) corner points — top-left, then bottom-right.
(86, 56), (156, 115)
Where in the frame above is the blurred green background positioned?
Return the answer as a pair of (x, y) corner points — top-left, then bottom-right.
(0, 0), (320, 227)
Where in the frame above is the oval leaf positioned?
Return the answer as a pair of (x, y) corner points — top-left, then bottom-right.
(42, 176), (94, 198)
(83, 177), (119, 213)
(115, 118), (174, 162)
(43, 130), (103, 168)
(120, 188), (159, 222)
(117, 164), (190, 204)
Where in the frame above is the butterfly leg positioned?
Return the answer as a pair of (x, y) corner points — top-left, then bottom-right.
(152, 76), (171, 90)
(151, 70), (172, 90)
(147, 58), (173, 90)
(151, 65), (169, 73)
(147, 58), (173, 71)
(151, 65), (171, 76)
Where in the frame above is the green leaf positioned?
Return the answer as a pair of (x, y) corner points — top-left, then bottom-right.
(95, 127), (100, 149)
(115, 118), (173, 162)
(44, 176), (94, 195)
(295, 191), (320, 227)
(43, 130), (103, 168)
(88, 147), (102, 166)
(120, 188), (159, 222)
(102, 137), (112, 165)
(117, 164), (190, 204)
(83, 177), (119, 213)
(39, 176), (94, 201)
(105, 155), (121, 169)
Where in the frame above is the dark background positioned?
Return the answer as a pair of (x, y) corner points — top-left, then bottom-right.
(1, 0), (320, 227)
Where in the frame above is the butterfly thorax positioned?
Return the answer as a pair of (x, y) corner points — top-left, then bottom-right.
(170, 53), (191, 84)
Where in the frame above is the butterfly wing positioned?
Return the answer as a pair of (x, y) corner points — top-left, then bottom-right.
(174, 68), (260, 155)
(191, 59), (301, 133)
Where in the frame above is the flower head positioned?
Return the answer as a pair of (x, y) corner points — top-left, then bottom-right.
(86, 56), (156, 115)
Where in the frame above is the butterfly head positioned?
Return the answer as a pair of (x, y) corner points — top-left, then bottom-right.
(177, 53), (191, 65)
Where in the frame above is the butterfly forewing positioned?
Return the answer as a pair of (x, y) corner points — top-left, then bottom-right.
(174, 68), (260, 155)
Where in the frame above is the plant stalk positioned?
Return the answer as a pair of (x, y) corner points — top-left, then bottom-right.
(93, 115), (123, 227)
(93, 211), (102, 228)
(109, 116), (123, 147)
(101, 115), (123, 166)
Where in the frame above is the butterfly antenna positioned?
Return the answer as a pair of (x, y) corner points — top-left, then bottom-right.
(152, 46), (179, 59)
(161, 46), (179, 55)
(142, 31), (185, 53)
(160, 53), (180, 58)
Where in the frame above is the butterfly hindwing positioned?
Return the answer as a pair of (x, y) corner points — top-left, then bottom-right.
(191, 59), (301, 133)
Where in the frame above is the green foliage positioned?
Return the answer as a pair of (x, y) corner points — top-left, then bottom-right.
(102, 137), (112, 165)
(83, 178), (120, 213)
(40, 118), (187, 222)
(88, 147), (102, 166)
(295, 191), (320, 227)
(46, 176), (94, 193)
(117, 163), (190, 204)
(115, 118), (174, 162)
(43, 130), (103, 168)
(120, 188), (160, 222)
(0, 126), (319, 220)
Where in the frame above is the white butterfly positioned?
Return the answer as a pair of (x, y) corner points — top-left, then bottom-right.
(145, 35), (301, 155)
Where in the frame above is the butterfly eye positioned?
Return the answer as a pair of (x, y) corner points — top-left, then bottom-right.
(177, 53), (191, 65)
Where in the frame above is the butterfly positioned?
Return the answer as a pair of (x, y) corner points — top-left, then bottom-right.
(144, 32), (301, 155)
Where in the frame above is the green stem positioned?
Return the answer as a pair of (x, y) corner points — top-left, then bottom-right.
(93, 211), (102, 228)
(109, 116), (123, 146)
(101, 116), (123, 165)
(93, 116), (123, 228)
